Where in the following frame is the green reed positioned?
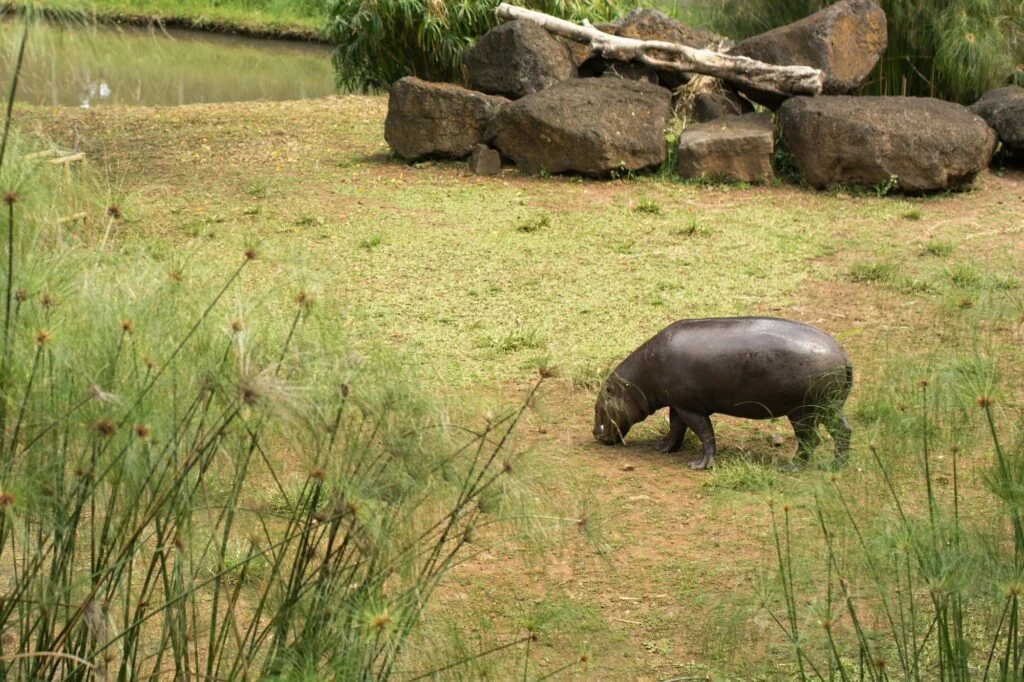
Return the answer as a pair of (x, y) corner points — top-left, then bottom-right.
(765, 365), (1024, 680)
(0, 14), (564, 679)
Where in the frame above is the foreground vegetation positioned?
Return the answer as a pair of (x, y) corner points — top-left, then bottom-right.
(6, 82), (1021, 677)
(0, 30), (572, 678)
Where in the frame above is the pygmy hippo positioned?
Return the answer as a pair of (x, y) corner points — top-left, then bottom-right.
(593, 317), (853, 470)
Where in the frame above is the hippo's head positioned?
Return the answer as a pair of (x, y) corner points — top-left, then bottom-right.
(593, 374), (643, 445)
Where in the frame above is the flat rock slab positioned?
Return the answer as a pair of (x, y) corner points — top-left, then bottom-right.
(971, 86), (1024, 154)
(464, 19), (576, 100)
(779, 96), (997, 192)
(385, 77), (508, 161)
(729, 0), (887, 109)
(487, 78), (672, 177)
(677, 112), (774, 183)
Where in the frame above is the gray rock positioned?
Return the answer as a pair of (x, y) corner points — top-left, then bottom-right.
(487, 78), (672, 177)
(464, 20), (577, 100)
(970, 86), (1024, 154)
(692, 89), (755, 122)
(385, 77), (508, 161)
(677, 113), (774, 183)
(469, 144), (502, 176)
(729, 0), (888, 109)
(779, 96), (997, 192)
(603, 61), (660, 85)
(615, 8), (731, 89)
(560, 22), (619, 74)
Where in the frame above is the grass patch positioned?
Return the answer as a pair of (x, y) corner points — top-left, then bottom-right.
(849, 259), (902, 283)
(922, 239), (954, 257)
(358, 231), (384, 249)
(634, 197), (662, 215)
(515, 212), (550, 233)
(702, 459), (783, 494)
(672, 217), (711, 238)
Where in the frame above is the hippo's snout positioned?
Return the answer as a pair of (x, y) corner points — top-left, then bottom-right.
(593, 421), (623, 445)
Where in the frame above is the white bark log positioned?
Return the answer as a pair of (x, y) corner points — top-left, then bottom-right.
(494, 3), (824, 97)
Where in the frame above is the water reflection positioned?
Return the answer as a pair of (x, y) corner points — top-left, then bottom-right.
(0, 19), (337, 107)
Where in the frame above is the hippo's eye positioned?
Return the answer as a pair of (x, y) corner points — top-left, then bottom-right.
(597, 424), (605, 434)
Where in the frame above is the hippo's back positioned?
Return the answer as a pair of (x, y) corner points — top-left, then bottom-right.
(626, 317), (851, 419)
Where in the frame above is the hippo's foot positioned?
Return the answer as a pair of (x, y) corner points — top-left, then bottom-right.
(688, 456), (713, 470)
(829, 454), (850, 471)
(779, 459), (808, 474)
(654, 436), (681, 453)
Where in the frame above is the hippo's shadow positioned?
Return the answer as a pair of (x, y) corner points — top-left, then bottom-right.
(627, 415), (846, 470)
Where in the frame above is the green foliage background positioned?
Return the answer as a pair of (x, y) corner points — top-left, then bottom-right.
(708, 0), (1024, 102)
(324, 0), (638, 92)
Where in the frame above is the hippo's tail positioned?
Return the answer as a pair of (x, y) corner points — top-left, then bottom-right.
(844, 363), (854, 395)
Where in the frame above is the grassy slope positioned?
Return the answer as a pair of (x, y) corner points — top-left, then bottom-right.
(3, 0), (325, 38)
(15, 96), (1024, 678)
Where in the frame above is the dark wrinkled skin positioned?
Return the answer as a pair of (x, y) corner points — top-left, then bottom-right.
(594, 317), (853, 470)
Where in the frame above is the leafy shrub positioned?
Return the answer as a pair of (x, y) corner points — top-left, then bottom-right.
(325, 0), (638, 92)
(708, 0), (1023, 103)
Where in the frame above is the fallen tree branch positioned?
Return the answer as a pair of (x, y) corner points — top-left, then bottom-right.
(494, 3), (824, 97)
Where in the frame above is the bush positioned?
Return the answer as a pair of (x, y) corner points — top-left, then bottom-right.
(325, 0), (638, 92)
(708, 0), (1023, 103)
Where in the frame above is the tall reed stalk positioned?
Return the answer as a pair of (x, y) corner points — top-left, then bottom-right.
(0, 13), (561, 679)
(765, 368), (1024, 680)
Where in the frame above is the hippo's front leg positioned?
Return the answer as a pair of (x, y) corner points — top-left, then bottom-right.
(655, 408), (688, 453)
(676, 409), (716, 470)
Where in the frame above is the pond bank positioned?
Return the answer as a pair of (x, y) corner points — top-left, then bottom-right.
(0, 18), (336, 106)
(0, 1), (327, 42)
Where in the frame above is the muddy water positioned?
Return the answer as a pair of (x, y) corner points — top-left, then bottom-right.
(0, 19), (336, 107)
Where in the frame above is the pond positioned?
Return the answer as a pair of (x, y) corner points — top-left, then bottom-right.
(0, 19), (336, 107)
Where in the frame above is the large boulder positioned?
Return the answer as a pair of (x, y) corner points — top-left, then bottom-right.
(464, 20), (577, 100)
(677, 112), (774, 183)
(385, 77), (508, 161)
(487, 78), (672, 176)
(615, 8), (730, 50)
(728, 0), (887, 109)
(779, 96), (997, 192)
(614, 8), (731, 89)
(970, 86), (1024, 154)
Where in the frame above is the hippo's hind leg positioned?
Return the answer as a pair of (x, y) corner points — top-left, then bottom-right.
(676, 409), (716, 470)
(655, 408), (688, 453)
(824, 412), (852, 467)
(788, 410), (821, 464)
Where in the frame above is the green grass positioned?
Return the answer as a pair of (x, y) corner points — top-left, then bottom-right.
(11, 92), (1024, 678)
(6, 0), (326, 37)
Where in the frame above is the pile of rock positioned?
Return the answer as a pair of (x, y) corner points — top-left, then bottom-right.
(384, 0), (1016, 192)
